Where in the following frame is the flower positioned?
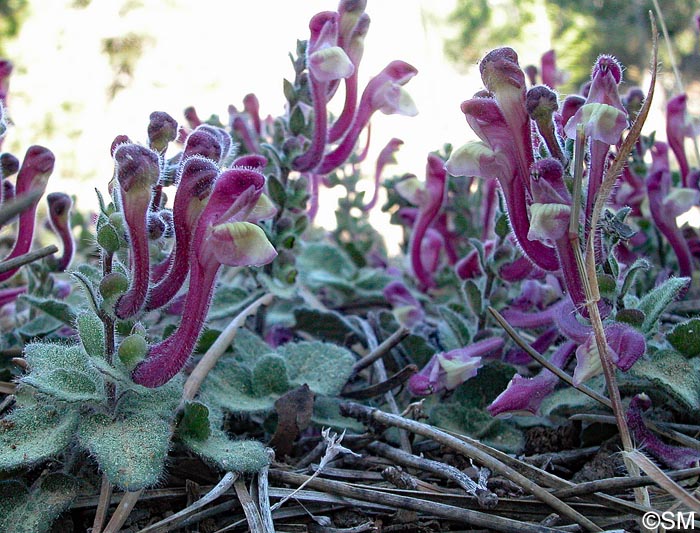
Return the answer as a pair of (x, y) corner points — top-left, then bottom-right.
(488, 341), (575, 417)
(447, 96), (559, 272)
(146, 156), (219, 311)
(0, 146), (55, 283)
(362, 137), (402, 211)
(113, 143), (161, 319)
(46, 192), (74, 272)
(316, 60), (417, 175)
(383, 280), (424, 328)
(132, 167), (276, 388)
(627, 394), (700, 469)
(408, 337), (504, 396)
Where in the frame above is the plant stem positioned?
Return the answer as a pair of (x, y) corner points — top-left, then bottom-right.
(91, 474), (113, 533)
(0, 244), (57, 275)
(102, 489), (143, 533)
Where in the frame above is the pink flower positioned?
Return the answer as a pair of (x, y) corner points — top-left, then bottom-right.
(409, 337), (503, 396)
(46, 192), (74, 272)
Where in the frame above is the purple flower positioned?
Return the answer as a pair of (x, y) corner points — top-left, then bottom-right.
(488, 341), (575, 417)
(316, 60), (417, 175)
(243, 93), (262, 136)
(564, 56), (627, 231)
(407, 155), (447, 290)
(147, 111), (178, 154)
(0, 146), (55, 283)
(666, 93), (695, 187)
(383, 280), (424, 328)
(132, 168), (276, 388)
(646, 142), (696, 280)
(572, 322), (645, 384)
(46, 192), (74, 272)
(447, 96), (559, 272)
(146, 156), (219, 311)
(408, 337), (503, 396)
(627, 394), (700, 469)
(113, 143), (161, 319)
(540, 50), (562, 89)
(182, 125), (231, 166)
(293, 11), (354, 173)
(362, 137), (402, 211)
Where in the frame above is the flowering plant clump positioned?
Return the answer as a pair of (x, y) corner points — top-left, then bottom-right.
(1, 2), (700, 531)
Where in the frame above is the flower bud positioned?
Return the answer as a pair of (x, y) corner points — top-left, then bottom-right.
(99, 272), (129, 300)
(0, 152), (19, 178)
(114, 143), (160, 193)
(147, 111), (178, 153)
(118, 334), (148, 369)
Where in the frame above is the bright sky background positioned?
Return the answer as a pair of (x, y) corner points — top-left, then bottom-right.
(3, 0), (555, 236)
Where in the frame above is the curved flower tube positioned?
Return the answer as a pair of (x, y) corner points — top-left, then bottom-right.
(243, 93), (262, 136)
(113, 143), (161, 319)
(627, 394), (700, 469)
(666, 93), (692, 187)
(328, 11), (370, 142)
(488, 340), (575, 417)
(0, 146), (55, 283)
(316, 60), (417, 175)
(409, 155), (446, 290)
(383, 280), (424, 328)
(408, 337), (503, 396)
(132, 168), (277, 387)
(293, 11), (354, 172)
(446, 98), (558, 271)
(362, 137), (402, 211)
(647, 142), (696, 280)
(146, 156), (219, 310)
(46, 192), (74, 271)
(564, 55), (626, 232)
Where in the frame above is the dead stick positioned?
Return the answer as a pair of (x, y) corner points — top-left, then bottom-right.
(0, 245), (58, 275)
(340, 401), (602, 532)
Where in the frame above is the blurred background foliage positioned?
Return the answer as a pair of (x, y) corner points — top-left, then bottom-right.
(0, 0), (28, 55)
(445, 0), (700, 92)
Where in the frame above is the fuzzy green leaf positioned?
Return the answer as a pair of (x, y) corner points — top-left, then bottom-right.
(76, 311), (105, 358)
(233, 328), (276, 366)
(626, 350), (700, 412)
(0, 473), (79, 533)
(78, 412), (171, 490)
(179, 401), (211, 441)
(636, 277), (690, 333)
(252, 354), (290, 396)
(297, 242), (357, 287)
(293, 308), (363, 345)
(278, 341), (355, 396)
(19, 295), (77, 326)
(21, 344), (104, 403)
(181, 430), (269, 473)
(23, 368), (104, 403)
(0, 404), (79, 471)
(666, 318), (700, 357)
(430, 403), (523, 453)
(202, 364), (277, 412)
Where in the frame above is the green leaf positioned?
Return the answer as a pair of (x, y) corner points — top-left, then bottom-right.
(181, 430), (269, 473)
(0, 473), (79, 533)
(625, 350), (700, 412)
(79, 412), (171, 490)
(297, 242), (357, 286)
(23, 368), (104, 403)
(450, 361), (516, 409)
(21, 344), (105, 403)
(430, 403), (523, 453)
(18, 315), (63, 338)
(312, 395), (365, 432)
(233, 328), (276, 366)
(666, 318), (700, 357)
(294, 308), (363, 345)
(202, 364), (277, 412)
(252, 354), (290, 396)
(76, 311), (105, 358)
(278, 341), (355, 396)
(619, 258), (650, 299)
(289, 105), (306, 136)
(207, 285), (250, 321)
(438, 306), (473, 350)
(462, 279), (483, 315)
(636, 277), (690, 333)
(19, 295), (77, 326)
(179, 401), (211, 441)
(267, 174), (287, 208)
(0, 404), (79, 471)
